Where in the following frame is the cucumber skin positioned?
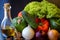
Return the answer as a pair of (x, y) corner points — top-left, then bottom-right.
(22, 11), (38, 29)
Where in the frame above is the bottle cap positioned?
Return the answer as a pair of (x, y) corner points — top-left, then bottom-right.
(4, 3), (11, 9)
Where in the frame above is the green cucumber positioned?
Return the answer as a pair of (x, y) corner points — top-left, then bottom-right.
(22, 11), (38, 29)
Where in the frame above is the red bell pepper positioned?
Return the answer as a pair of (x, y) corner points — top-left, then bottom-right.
(35, 18), (40, 24)
(36, 18), (49, 33)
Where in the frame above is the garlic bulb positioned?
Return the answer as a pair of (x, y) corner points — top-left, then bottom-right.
(22, 25), (35, 40)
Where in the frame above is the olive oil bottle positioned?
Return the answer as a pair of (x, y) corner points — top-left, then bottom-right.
(1, 3), (15, 40)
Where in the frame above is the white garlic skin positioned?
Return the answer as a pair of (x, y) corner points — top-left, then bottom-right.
(22, 25), (35, 40)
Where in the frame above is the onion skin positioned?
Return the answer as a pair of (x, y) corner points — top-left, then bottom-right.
(48, 30), (59, 40)
(36, 31), (49, 40)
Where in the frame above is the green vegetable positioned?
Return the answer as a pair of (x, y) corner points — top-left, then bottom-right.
(11, 17), (27, 32)
(22, 11), (38, 29)
(24, 0), (60, 18)
(24, 1), (45, 18)
(50, 18), (60, 32)
(46, 2), (59, 18)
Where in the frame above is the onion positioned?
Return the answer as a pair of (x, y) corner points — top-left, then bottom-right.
(48, 29), (59, 40)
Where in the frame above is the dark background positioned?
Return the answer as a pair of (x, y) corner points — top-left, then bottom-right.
(9, 0), (42, 18)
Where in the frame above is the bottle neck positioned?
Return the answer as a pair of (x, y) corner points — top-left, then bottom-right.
(4, 8), (8, 18)
(4, 8), (12, 20)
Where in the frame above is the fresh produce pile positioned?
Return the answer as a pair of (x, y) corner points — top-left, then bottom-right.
(12, 0), (60, 40)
